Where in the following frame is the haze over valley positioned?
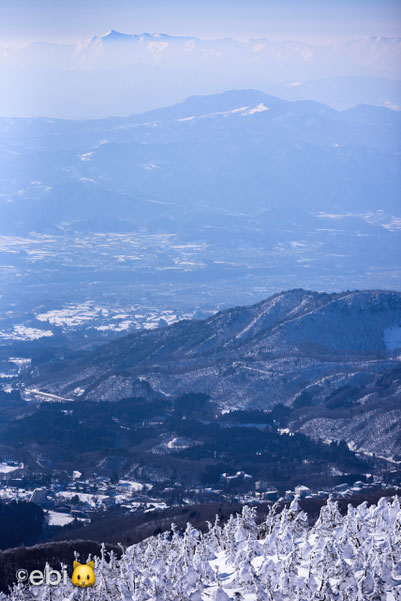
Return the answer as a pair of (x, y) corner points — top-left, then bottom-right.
(0, 89), (400, 362)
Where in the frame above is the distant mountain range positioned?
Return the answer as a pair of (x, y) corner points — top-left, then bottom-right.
(27, 288), (401, 458)
(1, 31), (400, 117)
(1, 89), (400, 235)
(71, 31), (401, 78)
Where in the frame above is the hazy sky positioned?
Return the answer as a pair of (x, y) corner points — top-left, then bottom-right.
(1, 0), (400, 47)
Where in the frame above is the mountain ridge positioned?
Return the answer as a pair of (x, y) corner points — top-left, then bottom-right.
(2, 30), (400, 118)
(27, 288), (401, 394)
(24, 288), (401, 459)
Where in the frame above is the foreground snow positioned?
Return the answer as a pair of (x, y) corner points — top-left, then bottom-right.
(3, 497), (401, 600)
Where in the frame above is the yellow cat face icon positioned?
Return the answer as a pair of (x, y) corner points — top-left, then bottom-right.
(71, 561), (96, 587)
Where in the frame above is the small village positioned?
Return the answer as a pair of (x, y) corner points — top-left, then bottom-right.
(0, 459), (399, 535)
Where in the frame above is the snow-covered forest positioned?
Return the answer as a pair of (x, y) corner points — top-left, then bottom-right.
(2, 496), (401, 600)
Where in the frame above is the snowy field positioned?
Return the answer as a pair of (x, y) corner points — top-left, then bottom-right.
(46, 511), (76, 527)
(3, 496), (401, 600)
(0, 462), (23, 474)
(0, 325), (53, 341)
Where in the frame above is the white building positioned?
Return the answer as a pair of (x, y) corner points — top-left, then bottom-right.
(295, 485), (311, 499)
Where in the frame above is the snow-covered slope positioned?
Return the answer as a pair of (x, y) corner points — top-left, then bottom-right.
(30, 288), (401, 399)
(26, 289), (401, 456)
(3, 496), (401, 599)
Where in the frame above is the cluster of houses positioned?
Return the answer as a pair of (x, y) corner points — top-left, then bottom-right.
(0, 458), (399, 532)
(0, 468), (169, 527)
(219, 469), (396, 504)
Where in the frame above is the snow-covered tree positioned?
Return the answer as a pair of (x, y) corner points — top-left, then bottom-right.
(3, 497), (401, 600)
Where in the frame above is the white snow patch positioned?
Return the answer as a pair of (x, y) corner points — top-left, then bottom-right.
(73, 387), (85, 396)
(80, 151), (94, 161)
(0, 326), (53, 341)
(36, 302), (105, 327)
(9, 357), (31, 368)
(242, 103), (270, 115)
(96, 320), (132, 331)
(0, 462), (23, 474)
(47, 511), (75, 526)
